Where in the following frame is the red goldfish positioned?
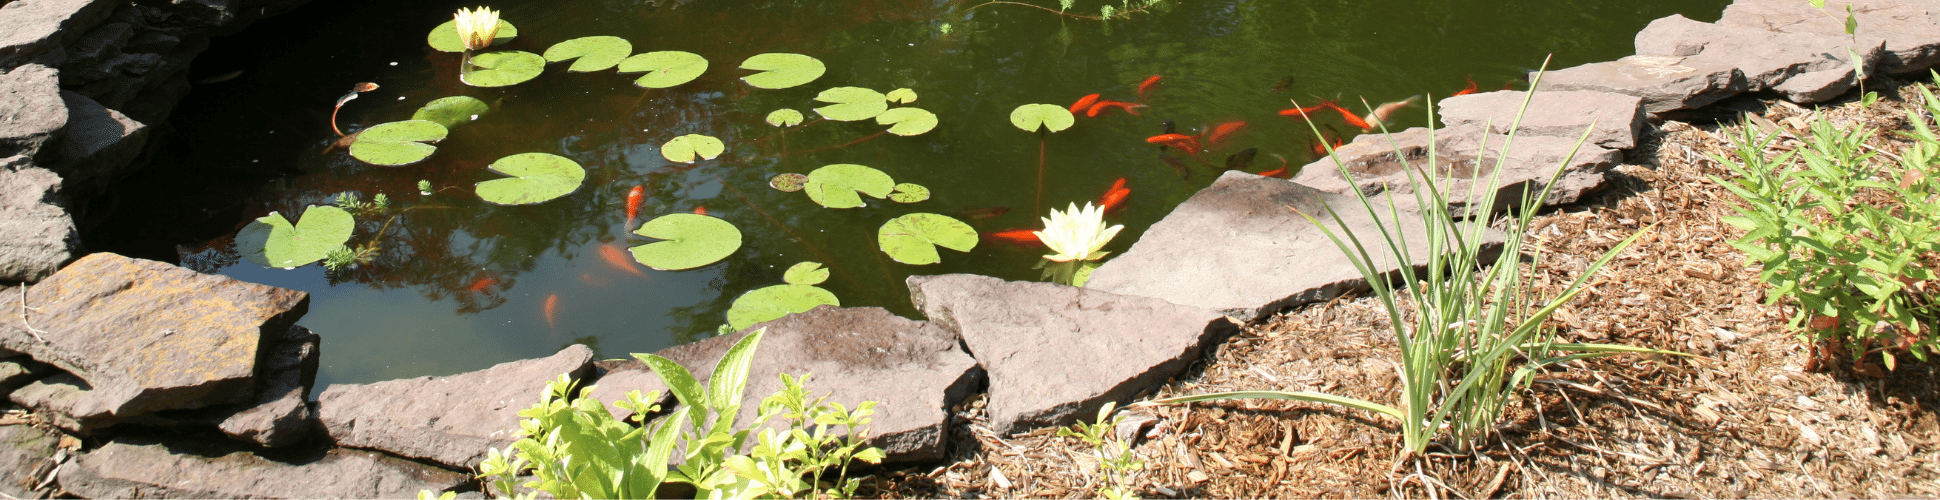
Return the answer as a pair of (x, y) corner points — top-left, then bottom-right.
(467, 275), (496, 293)
(1320, 101), (1373, 129)
(1453, 75), (1479, 96)
(1279, 99), (1332, 117)
(1205, 121), (1246, 145)
(1086, 100), (1146, 117)
(598, 244), (647, 277)
(624, 185), (645, 228)
(1069, 93), (1102, 114)
(987, 229), (1043, 246)
(543, 294), (560, 329)
(693, 206), (708, 215)
(1360, 96), (1419, 131)
(1107, 177), (1127, 194)
(1099, 188), (1130, 213)
(1258, 154), (1291, 178)
(1144, 133), (1202, 155)
(1136, 75), (1161, 100)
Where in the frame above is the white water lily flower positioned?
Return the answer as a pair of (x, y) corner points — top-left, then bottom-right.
(454, 7), (501, 51)
(1034, 202), (1123, 262)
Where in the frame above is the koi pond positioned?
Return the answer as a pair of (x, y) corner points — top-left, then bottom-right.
(93, 0), (1728, 388)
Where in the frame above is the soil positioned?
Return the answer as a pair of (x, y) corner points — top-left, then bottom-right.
(866, 76), (1940, 498)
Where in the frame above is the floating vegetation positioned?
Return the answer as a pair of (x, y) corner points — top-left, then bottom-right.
(410, 96), (490, 128)
(876, 107), (938, 136)
(765, 108), (805, 127)
(617, 51), (709, 88)
(237, 205), (355, 269)
(888, 183), (930, 203)
(629, 213), (744, 271)
(542, 36), (632, 72)
(348, 120), (447, 166)
(1010, 103), (1075, 133)
(812, 87), (889, 121)
(886, 88), (918, 103)
(769, 173), (808, 192)
(738, 53), (826, 89)
(723, 261), (839, 331)
(660, 134), (726, 163)
(474, 153), (587, 205)
(427, 17), (517, 53)
(802, 164), (894, 209)
(878, 213), (978, 265)
(462, 50), (546, 87)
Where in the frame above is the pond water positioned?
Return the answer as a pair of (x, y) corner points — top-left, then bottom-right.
(91, 0), (1727, 388)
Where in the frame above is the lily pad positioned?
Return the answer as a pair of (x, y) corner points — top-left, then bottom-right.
(812, 87), (888, 122)
(766, 108), (805, 127)
(877, 213), (978, 265)
(888, 183), (929, 203)
(428, 19), (518, 53)
(474, 152), (586, 205)
(661, 134), (725, 163)
(1009, 103), (1074, 133)
(876, 107), (938, 136)
(462, 50), (546, 87)
(724, 284), (838, 331)
(782, 261), (829, 286)
(769, 173), (808, 192)
(617, 51), (709, 88)
(237, 205), (354, 269)
(803, 164), (894, 209)
(886, 88), (918, 103)
(543, 36), (632, 72)
(630, 213), (742, 271)
(739, 53), (826, 89)
(410, 96), (489, 128)
(348, 120), (447, 166)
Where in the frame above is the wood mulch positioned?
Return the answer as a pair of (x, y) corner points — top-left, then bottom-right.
(867, 76), (1940, 498)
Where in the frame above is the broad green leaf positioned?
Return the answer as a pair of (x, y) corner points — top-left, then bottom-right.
(661, 134), (725, 163)
(543, 36), (632, 72)
(876, 107), (937, 136)
(629, 213), (742, 271)
(888, 183), (929, 203)
(349, 120), (447, 166)
(237, 205), (354, 269)
(782, 261), (829, 286)
(738, 53), (825, 89)
(462, 50), (546, 87)
(427, 19), (518, 53)
(804, 164), (894, 208)
(769, 173), (808, 192)
(766, 109), (804, 127)
(708, 329), (767, 417)
(475, 153), (586, 205)
(1010, 103), (1074, 133)
(410, 96), (489, 128)
(812, 87), (888, 121)
(617, 51), (708, 88)
(635, 353), (704, 414)
(886, 88), (918, 103)
(877, 213), (978, 265)
(725, 285), (838, 331)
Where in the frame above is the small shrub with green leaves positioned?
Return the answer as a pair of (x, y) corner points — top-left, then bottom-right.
(1713, 71), (1940, 370)
(1056, 402), (1144, 500)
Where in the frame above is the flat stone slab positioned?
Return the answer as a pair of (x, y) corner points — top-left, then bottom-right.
(0, 424), (62, 499)
(1091, 170), (1504, 322)
(591, 306), (981, 463)
(0, 166), (76, 283)
(1537, 55), (1748, 114)
(218, 324), (319, 448)
(56, 434), (467, 499)
(316, 344), (595, 469)
(0, 64), (67, 162)
(1716, 0), (1940, 75)
(907, 274), (1233, 435)
(0, 253), (309, 421)
(1437, 90), (1646, 149)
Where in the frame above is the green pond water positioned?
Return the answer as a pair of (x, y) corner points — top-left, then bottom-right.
(102, 0), (1728, 388)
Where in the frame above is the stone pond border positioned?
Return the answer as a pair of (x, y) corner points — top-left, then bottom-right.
(0, 0), (1933, 496)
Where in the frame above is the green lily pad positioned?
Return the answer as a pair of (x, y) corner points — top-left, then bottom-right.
(766, 108), (804, 127)
(769, 173), (808, 192)
(410, 96), (489, 128)
(630, 213), (742, 271)
(877, 213), (978, 265)
(462, 50), (545, 87)
(348, 120), (447, 166)
(876, 107), (937, 136)
(617, 51), (708, 88)
(474, 153), (586, 205)
(739, 53), (825, 89)
(803, 164), (894, 208)
(812, 87), (888, 122)
(724, 284), (838, 331)
(542, 36), (632, 72)
(428, 19), (518, 53)
(661, 134), (725, 163)
(888, 183), (929, 203)
(782, 261), (829, 286)
(237, 205), (354, 269)
(886, 88), (918, 103)
(1010, 103), (1074, 133)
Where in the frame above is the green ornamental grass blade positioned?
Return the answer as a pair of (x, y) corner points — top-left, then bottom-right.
(803, 164), (894, 208)
(768, 173), (808, 192)
(629, 213), (742, 271)
(812, 87), (889, 121)
(877, 212), (978, 265)
(349, 120), (448, 166)
(876, 107), (938, 136)
(725, 284), (839, 331)
(1010, 103), (1074, 133)
(886, 88), (918, 103)
(475, 153), (587, 205)
(428, 19), (518, 52)
(660, 134), (725, 163)
(410, 96), (490, 128)
(765, 108), (804, 127)
(888, 183), (929, 203)
(462, 50), (546, 87)
(708, 329), (767, 418)
(236, 205), (355, 269)
(738, 53), (826, 89)
(617, 51), (709, 88)
(782, 261), (829, 286)
(543, 36), (632, 72)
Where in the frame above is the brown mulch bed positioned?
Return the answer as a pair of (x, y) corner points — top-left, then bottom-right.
(869, 76), (1940, 498)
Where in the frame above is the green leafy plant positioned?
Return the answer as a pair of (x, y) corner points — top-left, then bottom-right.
(877, 213), (979, 265)
(1056, 402), (1143, 500)
(1712, 72), (1940, 370)
(474, 152), (587, 205)
(724, 261), (840, 331)
(629, 213), (744, 271)
(728, 373), (887, 498)
(237, 205), (355, 269)
(1807, 0), (1877, 105)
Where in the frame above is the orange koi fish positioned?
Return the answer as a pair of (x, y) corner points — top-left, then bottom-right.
(1069, 93), (1102, 114)
(598, 244), (647, 277)
(1310, 125), (1345, 156)
(1279, 99), (1332, 117)
(467, 275), (496, 293)
(1453, 75), (1479, 96)
(1136, 75), (1161, 100)
(624, 185), (645, 228)
(1205, 121), (1246, 145)
(1099, 188), (1130, 213)
(1319, 101), (1372, 129)
(1360, 96), (1419, 131)
(1144, 133), (1202, 155)
(1086, 100), (1146, 117)
(1258, 153), (1291, 178)
(693, 206), (708, 215)
(987, 229), (1043, 246)
(543, 294), (560, 329)
(1107, 177), (1127, 194)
